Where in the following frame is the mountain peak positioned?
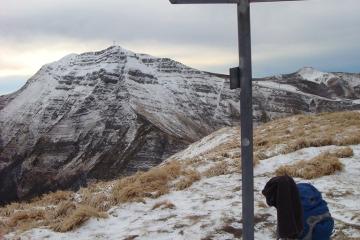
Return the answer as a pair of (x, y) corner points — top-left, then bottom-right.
(52, 46), (135, 66)
(295, 67), (336, 84)
(104, 45), (133, 54)
(297, 67), (325, 80)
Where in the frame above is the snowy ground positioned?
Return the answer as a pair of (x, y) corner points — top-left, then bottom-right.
(9, 139), (360, 240)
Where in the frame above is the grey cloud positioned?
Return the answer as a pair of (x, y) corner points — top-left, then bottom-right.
(0, 0), (359, 76)
(0, 0), (236, 47)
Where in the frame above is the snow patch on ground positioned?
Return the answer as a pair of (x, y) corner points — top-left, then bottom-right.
(169, 127), (237, 161)
(256, 81), (300, 93)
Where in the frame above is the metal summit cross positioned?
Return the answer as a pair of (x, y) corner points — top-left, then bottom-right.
(169, 0), (302, 239)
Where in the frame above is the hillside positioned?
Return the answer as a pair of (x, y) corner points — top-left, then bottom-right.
(1, 46), (360, 204)
(2, 111), (360, 239)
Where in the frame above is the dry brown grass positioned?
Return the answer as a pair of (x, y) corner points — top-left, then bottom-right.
(152, 201), (176, 210)
(0, 159), (202, 236)
(175, 170), (201, 191)
(276, 152), (343, 179)
(79, 188), (112, 212)
(52, 201), (77, 219)
(34, 190), (73, 205)
(112, 161), (183, 203)
(0, 203), (20, 218)
(331, 146), (354, 158)
(51, 205), (107, 232)
(7, 209), (46, 228)
(203, 162), (230, 178)
(0, 187), (110, 235)
(254, 111), (360, 160)
(111, 159), (201, 204)
(2, 202), (108, 235)
(182, 112), (360, 170)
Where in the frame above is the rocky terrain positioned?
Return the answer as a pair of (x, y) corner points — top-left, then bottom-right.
(0, 46), (359, 204)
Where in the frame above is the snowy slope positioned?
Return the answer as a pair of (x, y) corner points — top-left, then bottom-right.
(297, 67), (333, 83)
(9, 128), (360, 240)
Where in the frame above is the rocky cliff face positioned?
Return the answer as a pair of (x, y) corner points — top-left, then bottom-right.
(0, 46), (359, 203)
(252, 67), (360, 121)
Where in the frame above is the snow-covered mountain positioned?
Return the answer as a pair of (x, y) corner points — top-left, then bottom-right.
(274, 66), (360, 100)
(0, 46), (359, 204)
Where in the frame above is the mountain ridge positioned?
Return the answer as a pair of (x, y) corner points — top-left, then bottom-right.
(2, 111), (360, 239)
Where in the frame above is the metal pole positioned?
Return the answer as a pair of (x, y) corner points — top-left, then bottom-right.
(238, 0), (254, 239)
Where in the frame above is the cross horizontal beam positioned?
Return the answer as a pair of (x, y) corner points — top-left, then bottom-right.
(170, 0), (301, 4)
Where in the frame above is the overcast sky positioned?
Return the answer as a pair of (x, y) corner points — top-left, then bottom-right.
(0, 0), (359, 95)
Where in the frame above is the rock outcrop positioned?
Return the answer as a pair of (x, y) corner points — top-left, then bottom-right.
(0, 46), (359, 203)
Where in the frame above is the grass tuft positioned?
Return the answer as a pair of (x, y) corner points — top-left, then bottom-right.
(52, 201), (77, 218)
(276, 152), (343, 179)
(152, 201), (176, 210)
(203, 162), (230, 178)
(175, 170), (201, 191)
(7, 210), (45, 228)
(36, 191), (73, 205)
(112, 161), (182, 204)
(331, 147), (354, 158)
(52, 205), (107, 232)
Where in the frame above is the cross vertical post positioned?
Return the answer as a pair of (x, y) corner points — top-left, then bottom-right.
(237, 1), (254, 239)
(169, 1), (303, 239)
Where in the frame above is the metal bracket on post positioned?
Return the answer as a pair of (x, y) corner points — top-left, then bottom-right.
(230, 67), (241, 89)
